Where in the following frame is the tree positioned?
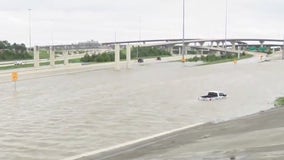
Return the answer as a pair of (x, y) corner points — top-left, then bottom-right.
(0, 41), (31, 61)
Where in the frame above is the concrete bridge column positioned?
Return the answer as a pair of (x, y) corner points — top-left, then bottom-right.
(199, 42), (205, 47)
(231, 41), (236, 51)
(185, 43), (190, 55)
(216, 41), (220, 48)
(126, 45), (131, 69)
(49, 46), (55, 67)
(210, 42), (213, 48)
(259, 41), (265, 48)
(178, 47), (182, 55)
(282, 46), (284, 60)
(222, 41), (225, 48)
(34, 46), (40, 68)
(115, 44), (120, 70)
(238, 47), (241, 59)
(169, 47), (174, 55)
(166, 45), (174, 55)
(185, 46), (189, 55)
(63, 49), (69, 65)
(200, 49), (204, 55)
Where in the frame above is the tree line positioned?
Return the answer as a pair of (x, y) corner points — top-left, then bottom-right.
(187, 52), (247, 62)
(0, 41), (32, 61)
(81, 47), (171, 62)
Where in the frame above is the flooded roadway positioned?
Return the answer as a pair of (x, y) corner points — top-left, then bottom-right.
(0, 58), (282, 160)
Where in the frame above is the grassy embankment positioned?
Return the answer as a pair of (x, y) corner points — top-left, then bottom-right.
(0, 50), (82, 70)
(204, 54), (253, 65)
(186, 53), (253, 65)
(275, 97), (284, 107)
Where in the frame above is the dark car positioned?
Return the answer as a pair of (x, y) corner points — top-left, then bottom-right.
(199, 91), (227, 101)
(156, 57), (161, 60)
(138, 58), (144, 63)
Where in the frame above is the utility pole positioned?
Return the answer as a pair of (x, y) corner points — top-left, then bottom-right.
(282, 36), (284, 59)
(137, 17), (141, 59)
(28, 9), (32, 50)
(224, 0), (228, 55)
(182, 0), (185, 62)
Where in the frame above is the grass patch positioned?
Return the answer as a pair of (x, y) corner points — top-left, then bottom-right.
(69, 58), (81, 63)
(0, 64), (34, 70)
(275, 97), (284, 107)
(204, 54), (253, 65)
(39, 50), (50, 59)
(0, 58), (82, 70)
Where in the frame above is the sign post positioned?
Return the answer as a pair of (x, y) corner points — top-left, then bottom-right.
(11, 72), (18, 91)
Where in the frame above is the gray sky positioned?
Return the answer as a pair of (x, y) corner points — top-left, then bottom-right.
(1, 0), (284, 46)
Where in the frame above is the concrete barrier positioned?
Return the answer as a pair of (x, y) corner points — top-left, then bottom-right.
(62, 123), (204, 160)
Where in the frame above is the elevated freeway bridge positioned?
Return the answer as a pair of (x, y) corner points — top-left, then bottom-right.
(28, 38), (283, 69)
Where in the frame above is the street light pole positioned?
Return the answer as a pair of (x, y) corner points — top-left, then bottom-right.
(282, 35), (284, 60)
(28, 9), (32, 50)
(182, 0), (185, 62)
(137, 17), (141, 59)
(224, 0), (228, 55)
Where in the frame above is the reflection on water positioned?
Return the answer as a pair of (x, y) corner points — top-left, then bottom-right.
(0, 62), (280, 160)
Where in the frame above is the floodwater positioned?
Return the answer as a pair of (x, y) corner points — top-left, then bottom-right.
(0, 59), (283, 160)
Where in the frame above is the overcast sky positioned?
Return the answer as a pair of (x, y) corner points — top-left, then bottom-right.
(1, 0), (284, 46)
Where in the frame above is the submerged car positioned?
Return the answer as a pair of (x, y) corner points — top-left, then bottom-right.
(14, 61), (24, 65)
(137, 58), (144, 63)
(199, 91), (227, 101)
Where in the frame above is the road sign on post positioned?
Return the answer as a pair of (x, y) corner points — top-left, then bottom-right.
(12, 72), (18, 82)
(11, 72), (18, 91)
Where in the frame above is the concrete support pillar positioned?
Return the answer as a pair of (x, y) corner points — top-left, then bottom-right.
(169, 47), (174, 55)
(114, 44), (120, 70)
(282, 39), (284, 60)
(260, 41), (264, 48)
(282, 47), (284, 60)
(238, 47), (241, 59)
(222, 41), (225, 48)
(200, 49), (204, 55)
(49, 46), (55, 67)
(63, 50), (69, 65)
(199, 42), (205, 47)
(178, 47), (182, 55)
(216, 51), (221, 56)
(166, 45), (174, 55)
(184, 46), (188, 55)
(210, 42), (213, 48)
(126, 45), (131, 69)
(184, 43), (189, 55)
(33, 46), (40, 68)
(216, 41), (220, 48)
(231, 41), (236, 51)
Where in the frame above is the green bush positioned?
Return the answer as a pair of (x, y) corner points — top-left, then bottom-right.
(186, 52), (247, 63)
(81, 47), (171, 63)
(0, 41), (32, 61)
(131, 47), (171, 58)
(187, 56), (200, 62)
(188, 50), (198, 54)
(275, 97), (284, 107)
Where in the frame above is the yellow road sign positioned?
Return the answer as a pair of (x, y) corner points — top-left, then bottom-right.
(12, 72), (18, 81)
